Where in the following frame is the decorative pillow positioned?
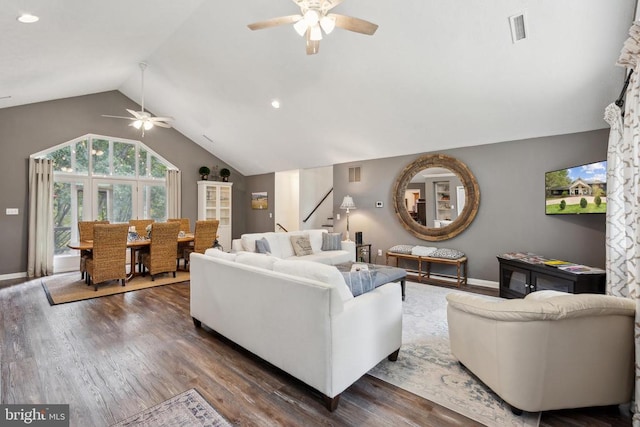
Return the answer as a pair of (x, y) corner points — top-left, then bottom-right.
(235, 252), (278, 270)
(290, 235), (313, 256)
(388, 244), (415, 254)
(341, 269), (378, 297)
(255, 237), (271, 254)
(429, 248), (465, 259)
(306, 230), (326, 252)
(321, 233), (342, 251)
(203, 248), (237, 261)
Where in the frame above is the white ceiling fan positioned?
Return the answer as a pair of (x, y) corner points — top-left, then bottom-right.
(102, 62), (173, 136)
(248, 0), (378, 55)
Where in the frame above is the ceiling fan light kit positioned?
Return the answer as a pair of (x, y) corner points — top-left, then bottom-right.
(248, 0), (378, 55)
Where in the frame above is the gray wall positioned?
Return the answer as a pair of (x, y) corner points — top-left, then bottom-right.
(333, 129), (608, 283)
(244, 173), (275, 233)
(0, 91), (246, 276)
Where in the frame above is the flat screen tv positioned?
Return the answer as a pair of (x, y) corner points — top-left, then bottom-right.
(545, 160), (607, 215)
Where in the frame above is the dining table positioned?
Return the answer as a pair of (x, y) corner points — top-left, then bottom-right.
(67, 233), (195, 280)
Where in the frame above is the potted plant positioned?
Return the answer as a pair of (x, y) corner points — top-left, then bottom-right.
(199, 166), (211, 181)
(220, 168), (231, 182)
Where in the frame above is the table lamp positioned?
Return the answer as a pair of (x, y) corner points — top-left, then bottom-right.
(340, 195), (357, 241)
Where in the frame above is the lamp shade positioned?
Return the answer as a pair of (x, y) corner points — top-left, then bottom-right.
(340, 196), (356, 210)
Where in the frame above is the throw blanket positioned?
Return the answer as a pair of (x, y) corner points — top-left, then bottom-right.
(335, 263), (407, 297)
(411, 246), (437, 256)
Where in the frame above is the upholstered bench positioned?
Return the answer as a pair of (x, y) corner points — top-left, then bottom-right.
(386, 245), (467, 287)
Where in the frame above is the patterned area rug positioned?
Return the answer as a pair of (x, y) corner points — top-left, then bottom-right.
(111, 389), (232, 427)
(42, 270), (190, 305)
(368, 282), (541, 427)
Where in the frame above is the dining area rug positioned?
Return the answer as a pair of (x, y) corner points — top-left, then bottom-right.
(110, 388), (232, 427)
(42, 270), (190, 305)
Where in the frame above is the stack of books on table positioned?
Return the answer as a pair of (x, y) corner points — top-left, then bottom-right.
(557, 264), (606, 274)
(499, 252), (549, 264)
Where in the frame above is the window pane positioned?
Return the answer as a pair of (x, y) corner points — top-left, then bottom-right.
(53, 181), (84, 254)
(74, 139), (89, 174)
(113, 141), (136, 177)
(139, 148), (149, 177)
(92, 139), (110, 175)
(48, 146), (72, 173)
(97, 182), (133, 222)
(150, 155), (167, 179)
(142, 184), (167, 221)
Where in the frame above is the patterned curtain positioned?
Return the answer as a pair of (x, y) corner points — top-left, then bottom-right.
(166, 169), (182, 219)
(605, 21), (640, 426)
(27, 157), (54, 277)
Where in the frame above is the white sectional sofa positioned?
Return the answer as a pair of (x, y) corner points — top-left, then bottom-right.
(231, 229), (355, 265)
(189, 249), (403, 411)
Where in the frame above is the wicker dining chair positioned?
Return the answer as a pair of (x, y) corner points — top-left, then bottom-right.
(183, 220), (219, 270)
(128, 219), (155, 237)
(169, 218), (192, 268)
(85, 224), (129, 291)
(78, 220), (109, 280)
(140, 221), (181, 280)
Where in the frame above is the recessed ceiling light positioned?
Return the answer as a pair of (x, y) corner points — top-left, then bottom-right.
(17, 13), (39, 24)
(271, 100), (281, 109)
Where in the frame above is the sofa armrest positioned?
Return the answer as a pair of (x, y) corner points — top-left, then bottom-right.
(341, 240), (356, 261)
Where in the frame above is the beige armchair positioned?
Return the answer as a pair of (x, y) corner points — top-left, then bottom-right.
(446, 290), (635, 414)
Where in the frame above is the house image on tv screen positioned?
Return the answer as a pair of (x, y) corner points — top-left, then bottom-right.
(545, 160), (607, 215)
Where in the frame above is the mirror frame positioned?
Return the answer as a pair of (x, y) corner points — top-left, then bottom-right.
(392, 154), (480, 241)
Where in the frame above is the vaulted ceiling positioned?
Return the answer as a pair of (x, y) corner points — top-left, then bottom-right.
(1, 0), (635, 175)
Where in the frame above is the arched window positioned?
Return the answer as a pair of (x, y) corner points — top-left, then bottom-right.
(31, 134), (178, 263)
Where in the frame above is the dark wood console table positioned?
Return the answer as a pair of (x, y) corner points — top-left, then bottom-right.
(498, 255), (605, 299)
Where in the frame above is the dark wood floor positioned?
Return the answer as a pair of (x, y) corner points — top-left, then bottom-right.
(0, 276), (632, 426)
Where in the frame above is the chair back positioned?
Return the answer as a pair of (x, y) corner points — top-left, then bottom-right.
(78, 220), (109, 241)
(89, 224), (129, 283)
(193, 220), (220, 254)
(168, 218), (191, 234)
(147, 221), (181, 275)
(129, 219), (155, 235)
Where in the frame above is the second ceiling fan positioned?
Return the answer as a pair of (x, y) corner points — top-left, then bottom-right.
(248, 0), (378, 55)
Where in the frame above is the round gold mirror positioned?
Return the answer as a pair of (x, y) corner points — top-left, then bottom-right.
(393, 154), (480, 241)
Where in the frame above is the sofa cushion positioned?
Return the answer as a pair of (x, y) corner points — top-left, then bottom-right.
(430, 248), (465, 259)
(276, 232), (302, 259)
(255, 237), (271, 254)
(273, 260), (354, 302)
(235, 252), (279, 270)
(290, 235), (313, 256)
(306, 229), (326, 253)
(321, 232), (342, 251)
(204, 248), (237, 261)
(292, 250), (353, 265)
(241, 233), (270, 253)
(388, 244), (414, 254)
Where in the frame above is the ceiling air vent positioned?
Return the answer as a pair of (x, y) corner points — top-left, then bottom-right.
(509, 12), (528, 43)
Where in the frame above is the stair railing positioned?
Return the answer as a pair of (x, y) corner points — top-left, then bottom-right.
(302, 187), (333, 224)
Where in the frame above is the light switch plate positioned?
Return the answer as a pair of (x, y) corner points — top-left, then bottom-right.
(6, 208), (19, 215)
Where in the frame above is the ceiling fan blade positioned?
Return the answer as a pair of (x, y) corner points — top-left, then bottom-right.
(101, 115), (135, 120)
(126, 109), (145, 120)
(152, 121), (172, 128)
(306, 31), (320, 55)
(329, 13), (378, 35)
(248, 15), (302, 31)
(150, 116), (173, 122)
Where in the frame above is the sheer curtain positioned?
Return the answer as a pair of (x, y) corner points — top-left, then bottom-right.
(166, 169), (182, 219)
(605, 21), (640, 426)
(27, 157), (54, 277)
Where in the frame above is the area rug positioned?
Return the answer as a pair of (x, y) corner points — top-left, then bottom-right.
(368, 282), (541, 427)
(42, 270), (190, 305)
(111, 388), (232, 427)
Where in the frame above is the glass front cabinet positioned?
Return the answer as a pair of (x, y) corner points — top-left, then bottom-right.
(197, 181), (233, 251)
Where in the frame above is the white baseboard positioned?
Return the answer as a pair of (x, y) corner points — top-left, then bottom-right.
(0, 271), (28, 282)
(467, 278), (499, 289)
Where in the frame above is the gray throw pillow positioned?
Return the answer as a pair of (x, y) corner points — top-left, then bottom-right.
(321, 233), (342, 251)
(255, 237), (271, 254)
(341, 269), (378, 297)
(290, 235), (313, 256)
